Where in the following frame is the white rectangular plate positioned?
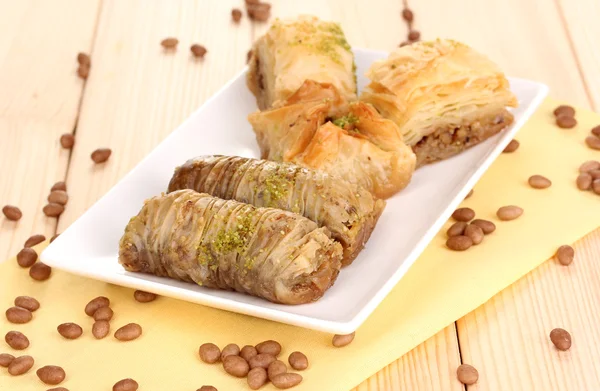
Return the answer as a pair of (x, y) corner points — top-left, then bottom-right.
(42, 48), (548, 334)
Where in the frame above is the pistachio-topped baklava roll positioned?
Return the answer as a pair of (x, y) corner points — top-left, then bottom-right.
(247, 15), (357, 109)
(168, 156), (386, 265)
(119, 190), (343, 304)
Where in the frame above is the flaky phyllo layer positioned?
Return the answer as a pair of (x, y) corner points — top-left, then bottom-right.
(248, 80), (416, 199)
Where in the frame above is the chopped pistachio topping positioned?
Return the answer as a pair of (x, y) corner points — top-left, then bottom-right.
(333, 113), (360, 130)
(282, 20), (351, 65)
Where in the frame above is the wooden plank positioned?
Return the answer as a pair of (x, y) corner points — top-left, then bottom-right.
(457, 229), (600, 391)
(354, 325), (465, 391)
(57, 0), (253, 230)
(0, 0), (101, 260)
(555, 0), (600, 110)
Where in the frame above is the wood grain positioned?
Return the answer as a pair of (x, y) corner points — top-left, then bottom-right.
(0, 0), (100, 260)
(458, 229), (600, 391)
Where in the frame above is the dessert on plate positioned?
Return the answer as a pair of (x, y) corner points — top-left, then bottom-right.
(361, 39), (518, 166)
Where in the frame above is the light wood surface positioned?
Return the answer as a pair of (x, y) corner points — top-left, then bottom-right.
(1, 1), (598, 390)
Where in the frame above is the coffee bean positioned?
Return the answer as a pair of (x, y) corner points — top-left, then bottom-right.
(43, 203), (64, 217)
(592, 125), (600, 137)
(51, 181), (67, 192)
(256, 340), (281, 356)
(92, 320), (110, 339)
(113, 378), (139, 391)
(6, 307), (32, 324)
(16, 248), (37, 268)
(556, 115), (577, 129)
(446, 235), (473, 251)
(232, 8), (242, 22)
(593, 179), (600, 195)
(496, 205), (523, 221)
(579, 160), (600, 173)
(247, 2), (271, 21)
(0, 353), (15, 367)
(268, 360), (287, 381)
(585, 136), (600, 150)
(556, 245), (574, 266)
(464, 224), (484, 245)
(77, 64), (90, 80)
(37, 365), (66, 385)
(272, 373), (303, 389)
(2, 205), (22, 221)
(249, 353), (276, 369)
(91, 148), (112, 163)
(48, 190), (69, 205)
(240, 345), (258, 362)
(456, 364), (478, 385)
(199, 343), (221, 364)
(77, 52), (91, 66)
(576, 173), (592, 190)
(29, 262), (52, 281)
(24, 234), (46, 248)
(85, 296), (110, 316)
(198, 387), (217, 391)
(93, 306), (113, 321)
(452, 207), (475, 222)
(402, 8), (414, 22)
(503, 139), (520, 153)
(133, 290), (157, 303)
(8, 355), (34, 375)
(408, 30), (420, 41)
(288, 351), (308, 370)
(332, 332), (355, 347)
(223, 355), (250, 377)
(447, 222), (467, 238)
(50, 233), (60, 243)
(57, 323), (83, 340)
(114, 323), (142, 341)
(161, 37), (178, 49)
(464, 189), (474, 199)
(221, 343), (240, 360)
(247, 367), (268, 390)
(60, 134), (75, 149)
(191, 44), (207, 58)
(14, 296), (40, 312)
(553, 105), (575, 117)
(5, 331), (29, 350)
(550, 328), (571, 351)
(528, 175), (552, 189)
(470, 219), (496, 234)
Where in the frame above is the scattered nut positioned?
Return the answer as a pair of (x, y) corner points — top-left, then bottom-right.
(0, 353), (15, 368)
(160, 38), (178, 49)
(452, 207), (475, 222)
(7, 355), (34, 376)
(579, 160), (600, 173)
(593, 179), (600, 195)
(60, 134), (75, 149)
(85, 296), (110, 316)
(57, 323), (83, 340)
(48, 190), (69, 205)
(232, 8), (242, 22)
(24, 234), (46, 248)
(249, 353), (276, 369)
(332, 332), (355, 347)
(503, 139), (520, 153)
(46, 387), (69, 391)
(223, 355), (250, 377)
(556, 115), (577, 129)
(447, 222), (467, 237)
(528, 175), (552, 189)
(585, 136), (600, 150)
(77, 52), (91, 66)
(288, 351), (308, 370)
(29, 262), (52, 281)
(592, 125), (600, 137)
(37, 365), (66, 385)
(576, 173), (593, 190)
(247, 2), (271, 22)
(5, 331), (29, 350)
(133, 290), (157, 303)
(590, 170), (600, 180)
(268, 360), (287, 381)
(113, 378), (139, 391)
(550, 328), (572, 351)
(2, 205), (22, 221)
(191, 44), (207, 58)
(199, 343), (221, 364)
(446, 235), (473, 251)
(496, 205), (523, 221)
(553, 105), (575, 117)
(51, 181), (67, 192)
(556, 245), (575, 266)
(272, 373), (303, 389)
(77, 64), (90, 80)
(16, 248), (38, 268)
(408, 30), (420, 41)
(456, 364), (479, 385)
(14, 296), (40, 312)
(198, 387), (217, 391)
(464, 224), (484, 245)
(43, 203), (64, 217)
(114, 323), (142, 341)
(92, 320), (110, 339)
(6, 306), (32, 324)
(221, 343), (240, 360)
(402, 8), (414, 22)
(91, 148), (112, 163)
(256, 340), (281, 356)
(247, 367), (268, 390)
(240, 345), (258, 362)
(471, 219), (496, 234)
(93, 306), (114, 321)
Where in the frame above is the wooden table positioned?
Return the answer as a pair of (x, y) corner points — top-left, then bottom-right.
(1, 1), (598, 390)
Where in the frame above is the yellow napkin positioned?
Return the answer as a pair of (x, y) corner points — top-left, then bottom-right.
(1, 98), (599, 391)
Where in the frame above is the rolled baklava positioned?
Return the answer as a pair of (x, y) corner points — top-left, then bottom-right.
(361, 39), (518, 166)
(247, 15), (357, 109)
(168, 155), (386, 265)
(119, 190), (343, 305)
